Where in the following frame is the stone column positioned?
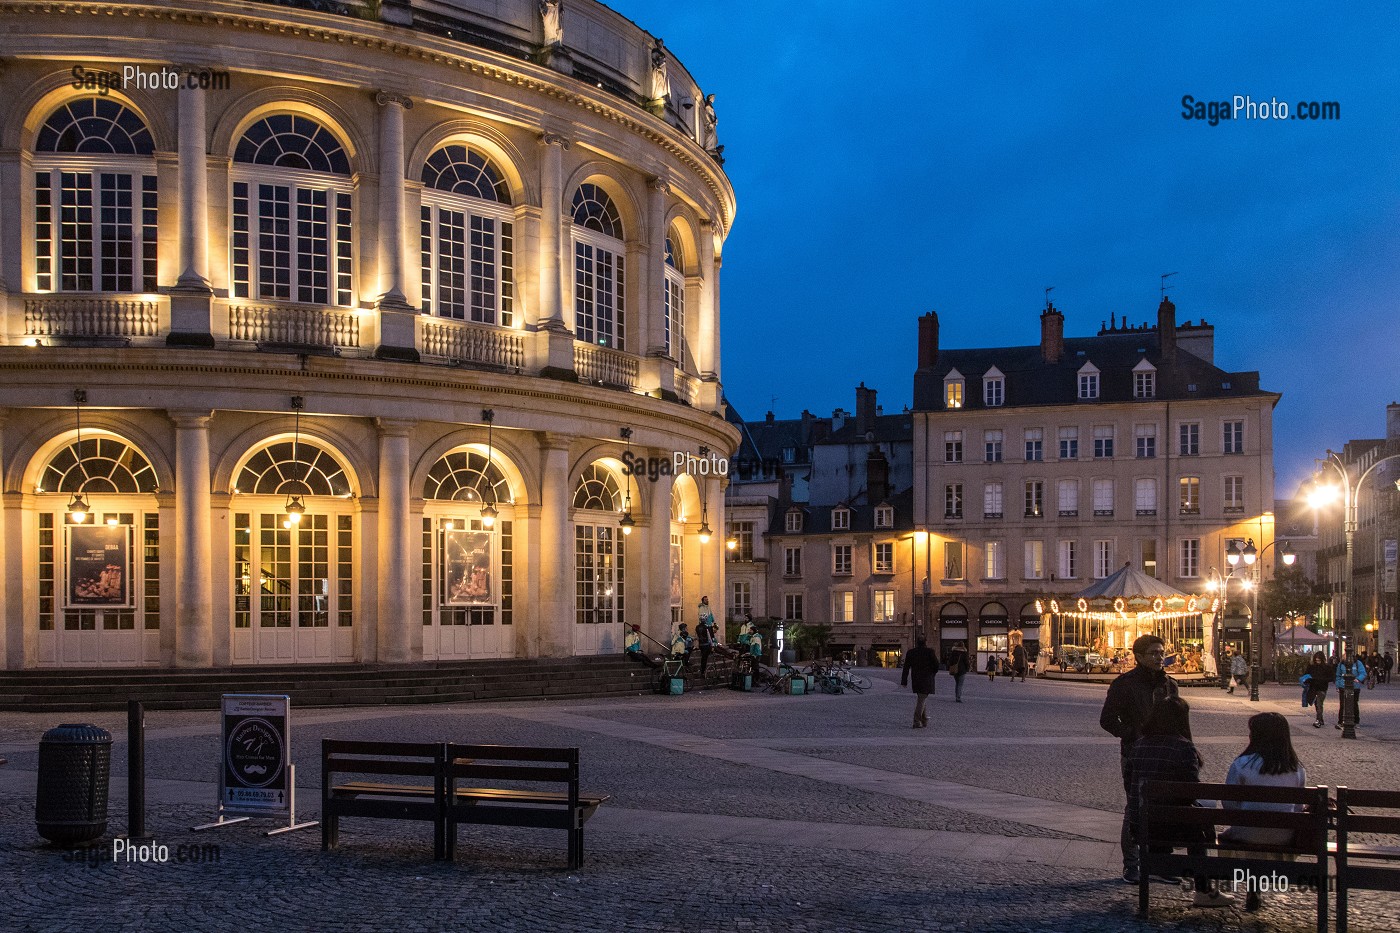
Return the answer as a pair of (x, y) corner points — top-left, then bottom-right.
(648, 463), (675, 647)
(168, 74), (214, 347)
(375, 92), (413, 309)
(176, 74), (210, 289)
(697, 220), (716, 378)
(537, 433), (573, 656)
(170, 411), (214, 667)
(537, 133), (568, 329)
(376, 418), (415, 663)
(0, 410), (8, 667)
(643, 178), (668, 356)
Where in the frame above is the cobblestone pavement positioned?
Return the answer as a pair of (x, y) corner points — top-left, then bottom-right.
(1, 674), (1396, 932)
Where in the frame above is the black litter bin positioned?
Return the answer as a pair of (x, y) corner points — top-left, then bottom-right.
(36, 723), (112, 846)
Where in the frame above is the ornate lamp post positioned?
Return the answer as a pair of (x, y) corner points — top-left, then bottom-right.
(1236, 538), (1295, 702)
(1308, 451), (1400, 738)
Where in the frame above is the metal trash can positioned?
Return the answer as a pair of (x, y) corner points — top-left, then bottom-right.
(36, 723), (112, 846)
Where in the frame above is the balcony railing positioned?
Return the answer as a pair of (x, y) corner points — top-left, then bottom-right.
(675, 369), (697, 405)
(24, 295), (160, 340)
(229, 302), (360, 350)
(574, 344), (638, 389)
(421, 318), (525, 370)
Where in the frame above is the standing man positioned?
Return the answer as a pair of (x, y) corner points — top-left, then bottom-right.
(1011, 640), (1029, 683)
(1335, 648), (1367, 729)
(900, 636), (939, 729)
(1099, 633), (1180, 884)
(696, 596), (718, 676)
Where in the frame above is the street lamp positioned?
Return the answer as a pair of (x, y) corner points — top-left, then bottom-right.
(1309, 449), (1400, 738)
(1236, 537), (1294, 702)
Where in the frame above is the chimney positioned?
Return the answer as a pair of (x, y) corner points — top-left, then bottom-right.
(866, 447), (890, 504)
(800, 409), (813, 445)
(1040, 302), (1064, 363)
(765, 410), (774, 423)
(855, 383), (877, 436)
(917, 312), (939, 371)
(1158, 296), (1177, 361)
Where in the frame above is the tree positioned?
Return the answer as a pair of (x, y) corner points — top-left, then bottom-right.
(1258, 567), (1326, 624)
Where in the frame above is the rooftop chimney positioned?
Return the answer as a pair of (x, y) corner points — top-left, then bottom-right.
(855, 383), (877, 437)
(1158, 296), (1177, 361)
(866, 447), (890, 504)
(1040, 302), (1064, 363)
(917, 312), (939, 371)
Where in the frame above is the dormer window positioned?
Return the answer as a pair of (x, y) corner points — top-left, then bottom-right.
(781, 447), (796, 463)
(1133, 359), (1156, 399)
(785, 509), (803, 533)
(1077, 363), (1100, 400)
(831, 507), (850, 531)
(874, 505), (893, 529)
(983, 367), (1005, 407)
(944, 368), (965, 409)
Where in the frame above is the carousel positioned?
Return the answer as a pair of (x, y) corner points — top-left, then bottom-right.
(1037, 563), (1218, 676)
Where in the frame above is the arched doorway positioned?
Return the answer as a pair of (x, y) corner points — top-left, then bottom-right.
(938, 602), (968, 666)
(229, 437), (357, 664)
(572, 461), (627, 656)
(977, 601), (1009, 672)
(33, 433), (162, 667)
(420, 446), (516, 660)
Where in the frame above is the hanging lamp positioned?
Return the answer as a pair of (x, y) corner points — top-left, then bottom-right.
(67, 389), (90, 523)
(283, 396), (306, 528)
(619, 427), (635, 535)
(480, 410), (498, 529)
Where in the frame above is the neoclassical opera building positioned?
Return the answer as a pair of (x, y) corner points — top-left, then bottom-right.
(0, 0), (737, 669)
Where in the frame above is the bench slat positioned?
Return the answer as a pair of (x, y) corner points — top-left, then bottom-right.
(1143, 780), (1319, 805)
(451, 764), (576, 783)
(333, 782), (437, 797)
(448, 744), (579, 763)
(324, 740), (444, 757)
(1142, 806), (1315, 829)
(326, 758), (443, 778)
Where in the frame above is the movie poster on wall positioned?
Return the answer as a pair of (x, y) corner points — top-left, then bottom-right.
(66, 522), (132, 608)
(670, 539), (683, 607)
(443, 527), (494, 606)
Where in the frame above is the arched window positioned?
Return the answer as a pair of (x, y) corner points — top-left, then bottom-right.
(571, 183), (625, 350)
(34, 99), (158, 293)
(231, 114), (353, 306)
(671, 482), (687, 523)
(40, 436), (159, 494)
(423, 449), (513, 504)
(663, 232), (686, 363)
(573, 463), (623, 512)
(419, 144), (514, 325)
(234, 440), (352, 497)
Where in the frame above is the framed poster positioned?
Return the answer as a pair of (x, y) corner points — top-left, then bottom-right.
(444, 527), (494, 606)
(66, 522), (132, 608)
(670, 534), (683, 607)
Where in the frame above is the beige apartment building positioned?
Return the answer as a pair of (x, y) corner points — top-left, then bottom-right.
(912, 298), (1280, 670)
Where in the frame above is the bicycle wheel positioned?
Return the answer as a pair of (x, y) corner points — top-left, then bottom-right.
(847, 674), (872, 692)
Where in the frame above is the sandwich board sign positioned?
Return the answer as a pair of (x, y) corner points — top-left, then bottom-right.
(193, 694), (316, 836)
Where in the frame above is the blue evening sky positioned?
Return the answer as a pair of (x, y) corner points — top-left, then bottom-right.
(605, 1), (1400, 494)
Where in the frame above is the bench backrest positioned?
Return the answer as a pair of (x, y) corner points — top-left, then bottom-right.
(1336, 786), (1400, 840)
(322, 739), (447, 779)
(446, 744), (580, 803)
(1141, 780), (1330, 857)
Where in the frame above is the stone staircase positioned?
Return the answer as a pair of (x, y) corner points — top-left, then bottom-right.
(0, 654), (740, 712)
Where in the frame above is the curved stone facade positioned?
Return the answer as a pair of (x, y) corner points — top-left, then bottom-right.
(0, 0), (737, 668)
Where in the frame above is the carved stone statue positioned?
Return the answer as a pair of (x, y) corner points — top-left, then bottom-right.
(539, 0), (563, 49)
(649, 38), (670, 104)
(701, 93), (718, 150)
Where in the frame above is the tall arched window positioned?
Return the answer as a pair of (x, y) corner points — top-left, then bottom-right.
(573, 463), (625, 627)
(419, 144), (514, 324)
(663, 232), (686, 363)
(231, 114), (353, 306)
(571, 183), (625, 350)
(33, 99), (158, 293)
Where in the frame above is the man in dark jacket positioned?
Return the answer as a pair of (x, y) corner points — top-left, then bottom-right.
(1099, 633), (1180, 884)
(1011, 641), (1028, 682)
(901, 636), (940, 728)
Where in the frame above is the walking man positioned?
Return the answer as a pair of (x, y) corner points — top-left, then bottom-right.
(1228, 649), (1248, 694)
(1011, 640), (1029, 682)
(945, 640), (970, 702)
(900, 635), (939, 728)
(1099, 633), (1180, 884)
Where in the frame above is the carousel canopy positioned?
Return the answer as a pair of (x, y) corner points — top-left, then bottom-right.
(1073, 563), (1191, 601)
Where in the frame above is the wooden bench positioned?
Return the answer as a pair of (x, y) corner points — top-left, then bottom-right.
(1335, 786), (1400, 933)
(1138, 780), (1329, 933)
(321, 740), (447, 860)
(446, 743), (609, 869)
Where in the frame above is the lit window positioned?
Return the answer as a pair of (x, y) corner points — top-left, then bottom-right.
(832, 591), (854, 622)
(944, 373), (965, 409)
(872, 589), (896, 622)
(1179, 476), (1201, 514)
(420, 144), (514, 325)
(726, 521), (754, 561)
(944, 541), (965, 581)
(571, 183), (626, 349)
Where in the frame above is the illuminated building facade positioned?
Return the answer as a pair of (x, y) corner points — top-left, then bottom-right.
(0, 0), (735, 669)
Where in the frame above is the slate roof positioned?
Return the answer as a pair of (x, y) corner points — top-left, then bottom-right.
(912, 329), (1276, 412)
(766, 486), (915, 537)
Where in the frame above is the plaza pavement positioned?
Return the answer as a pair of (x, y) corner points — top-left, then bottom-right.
(0, 669), (1397, 932)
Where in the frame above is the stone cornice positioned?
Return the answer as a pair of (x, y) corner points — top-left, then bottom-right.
(0, 0), (735, 233)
